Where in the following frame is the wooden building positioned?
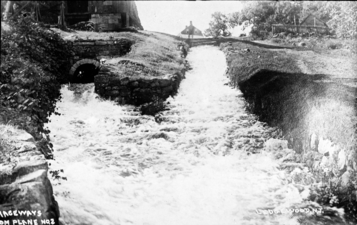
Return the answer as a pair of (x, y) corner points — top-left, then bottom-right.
(64, 1), (143, 31)
(300, 14), (328, 28)
(272, 14), (329, 35)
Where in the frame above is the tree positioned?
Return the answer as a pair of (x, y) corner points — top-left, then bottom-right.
(226, 1), (302, 37)
(326, 2), (357, 38)
(204, 12), (230, 38)
(2, 1), (62, 24)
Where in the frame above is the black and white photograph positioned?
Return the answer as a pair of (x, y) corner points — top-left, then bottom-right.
(1, 1), (356, 225)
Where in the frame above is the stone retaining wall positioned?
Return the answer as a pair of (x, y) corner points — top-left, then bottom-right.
(71, 38), (133, 59)
(94, 63), (186, 105)
(0, 129), (59, 224)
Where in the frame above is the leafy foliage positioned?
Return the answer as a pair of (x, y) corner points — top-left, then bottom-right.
(209, 1), (357, 39)
(326, 2), (357, 38)
(1, 15), (72, 156)
(204, 12), (231, 38)
(2, 1), (62, 24)
(217, 2), (302, 38)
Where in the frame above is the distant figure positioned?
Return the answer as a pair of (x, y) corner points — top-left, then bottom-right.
(188, 21), (194, 39)
(179, 44), (187, 58)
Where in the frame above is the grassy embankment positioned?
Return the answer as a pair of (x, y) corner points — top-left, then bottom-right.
(53, 29), (188, 113)
(221, 40), (357, 223)
(54, 29), (187, 79)
(1, 18), (72, 159)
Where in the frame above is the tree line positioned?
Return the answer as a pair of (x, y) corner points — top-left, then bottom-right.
(205, 1), (357, 39)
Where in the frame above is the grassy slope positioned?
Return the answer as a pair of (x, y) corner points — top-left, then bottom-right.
(53, 29), (187, 78)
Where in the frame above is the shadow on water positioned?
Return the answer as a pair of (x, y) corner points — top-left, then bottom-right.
(236, 69), (357, 223)
(237, 70), (356, 152)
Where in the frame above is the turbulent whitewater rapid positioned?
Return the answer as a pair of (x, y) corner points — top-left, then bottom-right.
(46, 46), (306, 225)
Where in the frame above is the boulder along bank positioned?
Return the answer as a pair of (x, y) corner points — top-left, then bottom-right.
(0, 126), (59, 223)
(221, 41), (357, 222)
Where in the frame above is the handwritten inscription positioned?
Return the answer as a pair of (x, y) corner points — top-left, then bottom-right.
(256, 207), (323, 215)
(0, 211), (55, 225)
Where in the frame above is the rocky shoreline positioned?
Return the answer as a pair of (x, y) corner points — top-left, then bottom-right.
(0, 128), (59, 224)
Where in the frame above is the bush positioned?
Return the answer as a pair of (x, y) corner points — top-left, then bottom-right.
(325, 39), (343, 49)
(1, 16), (72, 157)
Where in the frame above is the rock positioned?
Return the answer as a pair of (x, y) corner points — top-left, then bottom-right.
(298, 42), (306, 47)
(0, 128), (59, 223)
(340, 170), (351, 187)
(130, 81), (139, 87)
(158, 79), (172, 87)
(140, 101), (164, 116)
(265, 138), (288, 151)
(16, 130), (35, 142)
(310, 133), (318, 150)
(17, 142), (37, 154)
(120, 77), (130, 85)
(150, 132), (170, 140)
(318, 138), (336, 155)
(337, 149), (346, 171)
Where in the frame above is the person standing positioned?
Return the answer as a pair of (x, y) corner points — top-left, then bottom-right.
(188, 21), (194, 39)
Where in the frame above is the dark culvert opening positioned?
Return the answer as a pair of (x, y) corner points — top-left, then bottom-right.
(71, 64), (100, 83)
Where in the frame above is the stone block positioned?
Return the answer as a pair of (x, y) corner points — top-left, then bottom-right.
(130, 81), (139, 87)
(110, 77), (122, 85)
(163, 85), (174, 94)
(151, 81), (159, 87)
(75, 42), (95, 46)
(94, 75), (110, 83)
(111, 90), (120, 96)
(159, 79), (172, 87)
(15, 130), (35, 142)
(120, 87), (130, 96)
(138, 80), (150, 88)
(95, 41), (109, 45)
(99, 50), (110, 56)
(121, 77), (130, 85)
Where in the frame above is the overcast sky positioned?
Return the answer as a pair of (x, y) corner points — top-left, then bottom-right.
(136, 1), (244, 35)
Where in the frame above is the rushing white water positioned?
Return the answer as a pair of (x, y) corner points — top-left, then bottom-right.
(46, 46), (305, 225)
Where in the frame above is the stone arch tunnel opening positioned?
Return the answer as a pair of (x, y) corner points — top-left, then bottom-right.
(71, 64), (100, 83)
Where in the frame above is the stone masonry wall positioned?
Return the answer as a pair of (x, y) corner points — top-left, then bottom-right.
(70, 38), (133, 60)
(94, 62), (186, 105)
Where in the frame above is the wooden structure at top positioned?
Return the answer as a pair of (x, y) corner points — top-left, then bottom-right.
(272, 14), (329, 35)
(65, 1), (142, 31)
